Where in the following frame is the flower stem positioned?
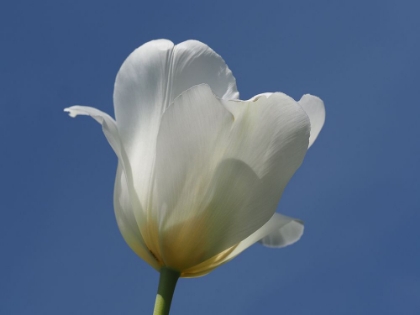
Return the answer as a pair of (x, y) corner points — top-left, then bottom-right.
(153, 267), (180, 315)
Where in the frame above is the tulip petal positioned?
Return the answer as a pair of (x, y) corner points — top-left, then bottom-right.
(298, 94), (325, 148)
(114, 164), (160, 269)
(247, 93), (325, 148)
(243, 93), (324, 250)
(64, 106), (153, 265)
(150, 84), (235, 269)
(181, 213), (303, 277)
(64, 106), (136, 201)
(153, 84), (310, 272)
(64, 106), (121, 155)
(113, 39), (239, 212)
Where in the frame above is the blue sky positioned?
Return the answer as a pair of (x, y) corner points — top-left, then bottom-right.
(1, 0), (419, 314)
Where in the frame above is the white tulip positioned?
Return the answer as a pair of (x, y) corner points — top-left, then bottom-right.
(65, 39), (325, 278)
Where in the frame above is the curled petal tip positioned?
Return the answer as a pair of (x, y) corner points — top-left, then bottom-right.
(64, 108), (77, 118)
(260, 218), (305, 248)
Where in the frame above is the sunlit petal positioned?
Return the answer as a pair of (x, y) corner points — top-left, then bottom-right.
(113, 40), (238, 214)
(151, 85), (310, 273)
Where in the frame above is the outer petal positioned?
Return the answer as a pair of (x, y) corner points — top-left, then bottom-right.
(181, 213), (301, 277)
(113, 39), (239, 214)
(64, 106), (121, 155)
(114, 164), (160, 269)
(298, 94), (325, 148)
(245, 93), (324, 247)
(247, 93), (325, 148)
(151, 84), (310, 272)
(64, 106), (138, 207)
(65, 106), (151, 265)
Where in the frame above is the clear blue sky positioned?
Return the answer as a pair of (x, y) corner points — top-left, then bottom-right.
(1, 0), (419, 314)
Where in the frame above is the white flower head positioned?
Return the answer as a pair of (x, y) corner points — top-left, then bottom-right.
(65, 39), (325, 277)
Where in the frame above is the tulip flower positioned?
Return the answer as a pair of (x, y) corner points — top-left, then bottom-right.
(65, 39), (325, 315)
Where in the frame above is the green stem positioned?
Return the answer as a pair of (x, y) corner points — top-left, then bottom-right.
(153, 267), (180, 315)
